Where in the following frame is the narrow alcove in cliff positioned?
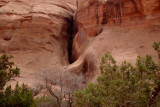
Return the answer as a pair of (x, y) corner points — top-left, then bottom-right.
(67, 16), (77, 64)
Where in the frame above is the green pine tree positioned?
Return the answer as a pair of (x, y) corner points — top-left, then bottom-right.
(73, 42), (160, 107)
(0, 54), (34, 107)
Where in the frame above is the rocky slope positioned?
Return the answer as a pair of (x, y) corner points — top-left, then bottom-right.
(0, 0), (160, 88)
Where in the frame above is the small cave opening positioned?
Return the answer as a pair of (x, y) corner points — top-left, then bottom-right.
(67, 16), (78, 64)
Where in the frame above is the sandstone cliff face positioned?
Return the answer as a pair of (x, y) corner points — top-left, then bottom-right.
(73, 0), (160, 62)
(0, 0), (160, 87)
(70, 0), (160, 81)
(0, 0), (76, 87)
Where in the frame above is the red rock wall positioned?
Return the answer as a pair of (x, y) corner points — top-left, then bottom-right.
(0, 0), (75, 65)
(72, 0), (160, 62)
(0, 0), (76, 87)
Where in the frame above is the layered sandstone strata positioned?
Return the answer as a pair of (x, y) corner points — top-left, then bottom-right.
(0, 0), (76, 87)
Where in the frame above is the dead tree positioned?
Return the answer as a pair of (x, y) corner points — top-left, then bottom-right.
(41, 69), (85, 107)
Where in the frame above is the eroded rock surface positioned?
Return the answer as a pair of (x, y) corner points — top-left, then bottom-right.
(70, 0), (160, 81)
(0, 0), (76, 87)
(0, 0), (160, 88)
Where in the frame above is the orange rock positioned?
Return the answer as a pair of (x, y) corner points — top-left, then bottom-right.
(72, 0), (160, 62)
(0, 0), (160, 88)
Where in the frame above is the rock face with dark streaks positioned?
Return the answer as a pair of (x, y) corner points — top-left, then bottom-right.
(72, 0), (160, 63)
(69, 0), (160, 82)
(0, 0), (160, 87)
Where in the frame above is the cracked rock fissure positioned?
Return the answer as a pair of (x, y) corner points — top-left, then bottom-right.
(67, 16), (77, 64)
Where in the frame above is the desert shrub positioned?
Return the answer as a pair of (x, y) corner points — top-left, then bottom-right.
(0, 83), (34, 107)
(0, 54), (34, 107)
(0, 54), (20, 91)
(32, 96), (58, 107)
(73, 42), (160, 107)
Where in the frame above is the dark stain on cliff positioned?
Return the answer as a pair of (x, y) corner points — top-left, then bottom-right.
(102, 0), (124, 24)
(131, 0), (138, 12)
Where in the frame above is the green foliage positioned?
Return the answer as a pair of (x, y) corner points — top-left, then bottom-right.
(0, 54), (20, 91)
(32, 96), (58, 107)
(73, 42), (160, 107)
(0, 54), (34, 107)
(0, 83), (34, 107)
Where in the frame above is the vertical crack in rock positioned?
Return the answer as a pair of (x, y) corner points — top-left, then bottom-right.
(67, 16), (77, 64)
(96, 3), (99, 25)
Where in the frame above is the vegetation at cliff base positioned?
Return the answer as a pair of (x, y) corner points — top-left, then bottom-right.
(0, 54), (19, 91)
(0, 54), (34, 107)
(0, 42), (160, 107)
(73, 42), (160, 107)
